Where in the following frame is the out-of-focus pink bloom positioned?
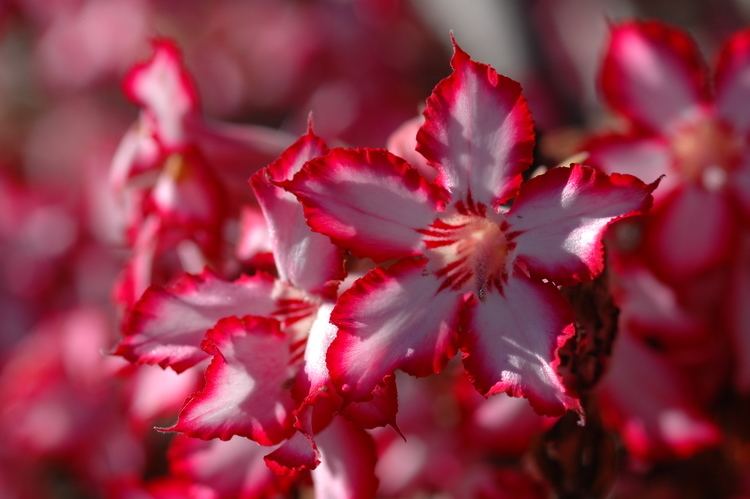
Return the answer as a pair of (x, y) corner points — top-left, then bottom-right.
(584, 21), (750, 283)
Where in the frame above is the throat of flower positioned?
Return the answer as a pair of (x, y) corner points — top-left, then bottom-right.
(420, 213), (510, 298)
(671, 117), (741, 191)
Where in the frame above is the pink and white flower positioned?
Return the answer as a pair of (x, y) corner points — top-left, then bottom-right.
(584, 21), (750, 282)
(285, 38), (656, 416)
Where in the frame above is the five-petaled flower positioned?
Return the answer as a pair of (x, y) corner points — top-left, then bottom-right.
(585, 21), (750, 283)
(285, 38), (657, 416)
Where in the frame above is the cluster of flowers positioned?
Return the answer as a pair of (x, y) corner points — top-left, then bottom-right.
(103, 20), (750, 499)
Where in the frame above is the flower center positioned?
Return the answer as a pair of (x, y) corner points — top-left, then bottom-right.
(671, 117), (742, 190)
(420, 213), (510, 298)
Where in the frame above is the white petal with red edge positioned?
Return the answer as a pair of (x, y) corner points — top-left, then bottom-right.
(286, 148), (446, 261)
(123, 39), (198, 147)
(264, 431), (319, 476)
(328, 258), (462, 400)
(600, 21), (707, 132)
(462, 272), (579, 416)
(597, 331), (721, 460)
(715, 29), (750, 134)
(166, 316), (295, 444)
(417, 38), (534, 206)
(251, 132), (344, 295)
(507, 165), (654, 284)
(169, 435), (283, 498)
(312, 416), (379, 499)
(117, 270), (295, 372)
(644, 184), (736, 282)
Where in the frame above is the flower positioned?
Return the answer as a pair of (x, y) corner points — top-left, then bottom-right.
(285, 38), (656, 416)
(584, 21), (750, 282)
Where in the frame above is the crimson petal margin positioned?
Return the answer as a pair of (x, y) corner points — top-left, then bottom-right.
(507, 165), (655, 285)
(600, 21), (708, 133)
(165, 316), (295, 444)
(251, 131), (344, 296)
(328, 258), (463, 400)
(461, 272), (579, 416)
(123, 39), (199, 148)
(285, 148), (447, 261)
(116, 270), (294, 372)
(417, 37), (534, 207)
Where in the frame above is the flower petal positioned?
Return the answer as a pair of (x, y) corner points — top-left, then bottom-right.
(600, 21), (708, 132)
(264, 431), (320, 476)
(386, 115), (436, 181)
(169, 435), (284, 498)
(165, 316), (295, 444)
(715, 28), (750, 134)
(729, 159), (750, 218)
(285, 148), (445, 261)
(123, 39), (199, 148)
(728, 242), (750, 391)
(609, 256), (707, 344)
(328, 258), (462, 400)
(312, 416), (379, 499)
(582, 133), (677, 198)
(342, 375), (399, 430)
(117, 270), (301, 372)
(251, 131), (345, 296)
(597, 332), (721, 460)
(417, 37), (534, 206)
(461, 272), (579, 416)
(644, 184), (736, 282)
(507, 165), (655, 284)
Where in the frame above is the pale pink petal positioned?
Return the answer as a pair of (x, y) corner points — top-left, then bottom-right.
(169, 435), (284, 498)
(312, 416), (379, 499)
(582, 133), (677, 198)
(644, 184), (736, 282)
(251, 131), (345, 295)
(600, 21), (707, 132)
(123, 39), (198, 147)
(417, 38), (534, 206)
(149, 151), (225, 233)
(166, 316), (295, 444)
(117, 270), (301, 372)
(285, 148), (446, 261)
(234, 206), (272, 264)
(462, 272), (579, 416)
(507, 165), (655, 284)
(264, 431), (319, 475)
(609, 256), (707, 344)
(328, 258), (463, 400)
(715, 28), (750, 134)
(597, 332), (721, 460)
(109, 119), (163, 189)
(386, 115), (436, 181)
(113, 214), (159, 309)
(127, 364), (200, 426)
(728, 241), (750, 391)
(466, 392), (556, 456)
